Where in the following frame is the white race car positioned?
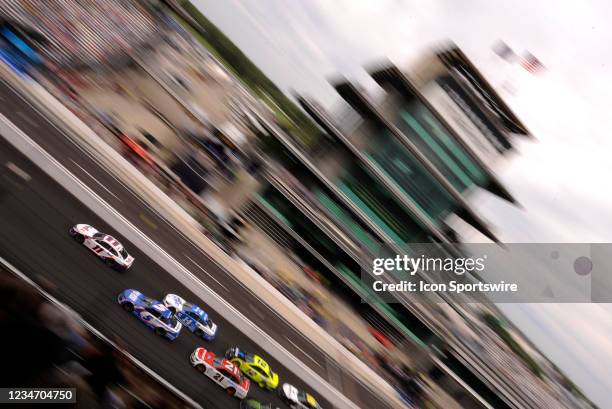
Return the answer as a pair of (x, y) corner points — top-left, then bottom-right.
(69, 224), (134, 270)
(279, 384), (322, 409)
(163, 294), (218, 341)
(190, 347), (250, 399)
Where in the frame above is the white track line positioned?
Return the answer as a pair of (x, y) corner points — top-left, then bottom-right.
(285, 337), (323, 368)
(70, 159), (122, 202)
(184, 254), (229, 292)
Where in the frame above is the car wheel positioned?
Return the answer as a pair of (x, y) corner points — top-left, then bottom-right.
(155, 327), (167, 337)
(194, 328), (204, 337)
(122, 302), (134, 312)
(259, 381), (266, 389)
(105, 258), (116, 268)
(195, 364), (205, 373)
(226, 387), (236, 397)
(73, 233), (84, 244)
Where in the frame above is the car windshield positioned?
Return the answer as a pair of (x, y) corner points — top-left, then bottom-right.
(166, 316), (178, 327)
(119, 248), (128, 258)
(142, 297), (155, 306)
(213, 357), (224, 367)
(298, 392), (318, 407)
(93, 232), (105, 239)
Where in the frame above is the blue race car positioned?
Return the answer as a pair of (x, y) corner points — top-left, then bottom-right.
(117, 289), (182, 341)
(163, 294), (218, 341)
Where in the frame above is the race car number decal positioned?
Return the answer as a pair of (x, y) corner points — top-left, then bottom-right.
(212, 372), (224, 382)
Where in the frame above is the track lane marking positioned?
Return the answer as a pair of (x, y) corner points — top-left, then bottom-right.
(5, 161), (31, 181)
(139, 213), (158, 230)
(285, 337), (323, 368)
(184, 253), (229, 292)
(70, 159), (122, 202)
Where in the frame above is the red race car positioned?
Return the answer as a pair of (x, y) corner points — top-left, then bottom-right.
(190, 347), (250, 399)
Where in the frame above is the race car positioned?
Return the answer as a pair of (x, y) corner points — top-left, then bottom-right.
(117, 289), (182, 341)
(240, 399), (276, 409)
(225, 346), (279, 390)
(69, 224), (134, 270)
(163, 294), (218, 341)
(279, 384), (322, 409)
(190, 347), (250, 399)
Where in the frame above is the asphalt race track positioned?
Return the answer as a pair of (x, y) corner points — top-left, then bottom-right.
(0, 79), (394, 409)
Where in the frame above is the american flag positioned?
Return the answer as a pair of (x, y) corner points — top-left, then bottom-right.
(521, 51), (545, 74)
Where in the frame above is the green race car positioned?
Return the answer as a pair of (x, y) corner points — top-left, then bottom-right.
(240, 399), (275, 409)
(225, 346), (280, 390)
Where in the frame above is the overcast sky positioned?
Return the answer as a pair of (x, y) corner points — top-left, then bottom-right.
(192, 0), (612, 406)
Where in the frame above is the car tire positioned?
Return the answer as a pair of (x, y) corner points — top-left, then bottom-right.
(122, 302), (134, 312)
(226, 387), (236, 397)
(73, 233), (84, 244)
(195, 364), (205, 373)
(105, 258), (116, 269)
(155, 327), (166, 337)
(194, 328), (204, 337)
(259, 381), (266, 389)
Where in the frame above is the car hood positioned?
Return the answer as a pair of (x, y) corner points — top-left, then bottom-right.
(282, 384), (299, 402)
(75, 223), (98, 237)
(163, 294), (186, 311)
(269, 371), (280, 389)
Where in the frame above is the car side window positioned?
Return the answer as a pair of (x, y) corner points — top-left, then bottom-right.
(146, 307), (161, 318)
(97, 241), (118, 256)
(252, 366), (265, 376)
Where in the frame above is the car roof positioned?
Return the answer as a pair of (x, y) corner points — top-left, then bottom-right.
(148, 300), (172, 318)
(232, 348), (252, 362)
(217, 359), (240, 379)
(184, 303), (207, 319)
(103, 235), (124, 251)
(252, 355), (270, 371)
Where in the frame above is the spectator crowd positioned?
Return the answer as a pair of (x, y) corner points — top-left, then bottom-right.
(0, 0), (161, 68)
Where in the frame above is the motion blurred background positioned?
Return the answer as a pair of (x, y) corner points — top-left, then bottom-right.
(0, 1), (608, 408)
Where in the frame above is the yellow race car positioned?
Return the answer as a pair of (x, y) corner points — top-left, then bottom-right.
(225, 346), (280, 390)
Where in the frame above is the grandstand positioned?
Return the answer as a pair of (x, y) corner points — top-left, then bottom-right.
(0, 0), (163, 69)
